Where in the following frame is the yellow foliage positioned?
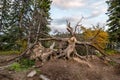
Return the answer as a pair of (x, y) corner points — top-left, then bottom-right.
(81, 26), (109, 49)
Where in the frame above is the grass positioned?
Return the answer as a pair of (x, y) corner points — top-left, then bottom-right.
(0, 50), (21, 55)
(108, 61), (117, 66)
(8, 58), (35, 72)
(105, 49), (118, 55)
(8, 62), (22, 71)
(0, 51), (35, 72)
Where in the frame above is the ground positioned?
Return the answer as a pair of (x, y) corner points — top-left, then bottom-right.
(0, 54), (120, 80)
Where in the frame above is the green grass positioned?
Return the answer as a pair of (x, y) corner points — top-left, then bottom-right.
(8, 62), (22, 71)
(19, 58), (35, 69)
(8, 58), (35, 72)
(105, 49), (118, 55)
(0, 50), (21, 55)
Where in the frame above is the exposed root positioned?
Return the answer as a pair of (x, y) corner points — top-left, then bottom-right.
(0, 20), (111, 67)
(73, 57), (92, 68)
(73, 50), (87, 61)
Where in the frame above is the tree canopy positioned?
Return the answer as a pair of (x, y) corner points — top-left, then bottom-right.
(106, 0), (120, 42)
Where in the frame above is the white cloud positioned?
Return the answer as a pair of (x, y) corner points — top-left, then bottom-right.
(50, 0), (108, 32)
(92, 1), (105, 6)
(52, 0), (107, 19)
(84, 11), (100, 19)
(84, 0), (107, 19)
(52, 16), (83, 26)
(50, 24), (67, 33)
(52, 0), (85, 9)
(50, 14), (108, 32)
(50, 16), (85, 32)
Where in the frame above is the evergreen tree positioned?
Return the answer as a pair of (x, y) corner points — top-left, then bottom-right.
(106, 0), (120, 42)
(0, 0), (11, 32)
(0, 0), (52, 50)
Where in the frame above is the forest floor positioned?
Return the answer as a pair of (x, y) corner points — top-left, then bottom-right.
(0, 54), (120, 80)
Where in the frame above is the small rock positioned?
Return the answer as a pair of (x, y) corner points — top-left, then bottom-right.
(39, 74), (50, 80)
(27, 70), (37, 77)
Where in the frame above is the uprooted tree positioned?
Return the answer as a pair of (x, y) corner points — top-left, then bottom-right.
(0, 17), (111, 66)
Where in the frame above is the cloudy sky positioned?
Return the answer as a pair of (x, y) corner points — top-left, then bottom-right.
(50, 0), (108, 32)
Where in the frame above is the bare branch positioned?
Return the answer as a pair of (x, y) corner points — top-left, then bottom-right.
(39, 37), (69, 42)
(74, 16), (84, 33)
(50, 42), (55, 49)
(35, 22), (41, 43)
(66, 20), (74, 36)
(76, 41), (107, 56)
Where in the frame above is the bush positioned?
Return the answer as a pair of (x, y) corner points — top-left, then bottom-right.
(81, 25), (109, 49)
(19, 58), (35, 69)
(8, 59), (35, 71)
(9, 62), (22, 71)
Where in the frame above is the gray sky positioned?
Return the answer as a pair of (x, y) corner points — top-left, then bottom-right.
(50, 0), (108, 32)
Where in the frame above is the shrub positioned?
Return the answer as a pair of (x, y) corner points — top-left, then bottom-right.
(81, 25), (109, 49)
(19, 58), (35, 69)
(8, 59), (35, 71)
(9, 62), (21, 71)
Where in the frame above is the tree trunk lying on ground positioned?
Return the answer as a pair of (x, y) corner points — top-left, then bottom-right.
(27, 20), (109, 63)
(0, 19), (111, 66)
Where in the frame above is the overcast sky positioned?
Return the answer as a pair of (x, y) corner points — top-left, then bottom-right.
(49, 0), (108, 32)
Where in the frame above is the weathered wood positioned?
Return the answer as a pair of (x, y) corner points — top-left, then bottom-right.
(1, 20), (110, 67)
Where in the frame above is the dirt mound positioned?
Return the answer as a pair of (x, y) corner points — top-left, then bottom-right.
(39, 58), (120, 80)
(0, 55), (120, 80)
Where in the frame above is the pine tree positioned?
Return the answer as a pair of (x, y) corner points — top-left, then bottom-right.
(106, 0), (120, 42)
(0, 0), (52, 50)
(0, 0), (11, 32)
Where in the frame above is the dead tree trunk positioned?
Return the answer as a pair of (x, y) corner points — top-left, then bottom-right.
(0, 19), (110, 65)
(27, 19), (108, 62)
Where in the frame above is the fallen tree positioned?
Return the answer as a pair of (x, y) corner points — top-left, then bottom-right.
(26, 19), (109, 61)
(0, 18), (111, 66)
